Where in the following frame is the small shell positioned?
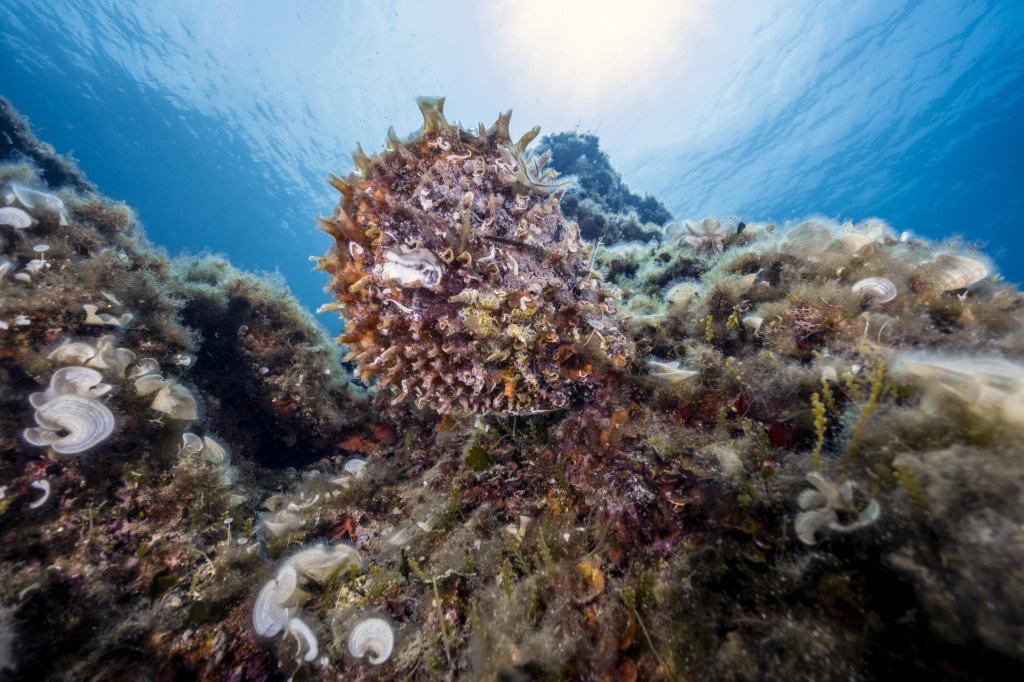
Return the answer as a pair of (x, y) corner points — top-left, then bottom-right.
(348, 617), (394, 665)
(83, 303), (132, 327)
(7, 182), (68, 225)
(128, 358), (161, 379)
(646, 359), (698, 383)
(218, 466), (239, 486)
(46, 366), (112, 400)
(664, 282), (699, 307)
(252, 566), (299, 637)
(285, 617), (318, 662)
(23, 394), (115, 455)
(343, 458), (368, 477)
(135, 374), (169, 396)
(151, 382), (198, 420)
(741, 316), (764, 335)
(288, 543), (364, 583)
(181, 432), (204, 455)
(0, 206), (34, 229)
(831, 233), (874, 257)
(48, 339), (97, 365)
(28, 479), (51, 509)
(853, 218), (896, 242)
(261, 509), (304, 537)
(86, 335), (136, 378)
(662, 222), (683, 241)
(201, 436), (228, 464)
(926, 254), (989, 292)
(573, 560), (605, 604)
(851, 277), (897, 303)
(378, 246), (443, 288)
(780, 222), (831, 259)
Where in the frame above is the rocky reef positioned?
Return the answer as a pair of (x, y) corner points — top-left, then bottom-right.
(1, 96), (1023, 681)
(537, 131), (672, 244)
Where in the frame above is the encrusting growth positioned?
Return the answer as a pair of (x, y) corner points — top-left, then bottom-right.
(314, 97), (632, 414)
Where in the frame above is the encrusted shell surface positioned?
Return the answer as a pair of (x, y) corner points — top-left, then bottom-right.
(780, 221), (832, 259)
(348, 617), (394, 665)
(23, 394), (115, 455)
(316, 97), (632, 415)
(851, 276), (898, 303)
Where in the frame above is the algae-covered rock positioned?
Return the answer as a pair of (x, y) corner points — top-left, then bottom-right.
(3, 94), (1024, 681)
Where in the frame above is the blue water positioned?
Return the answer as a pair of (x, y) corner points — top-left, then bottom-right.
(2, 0), (1022, 328)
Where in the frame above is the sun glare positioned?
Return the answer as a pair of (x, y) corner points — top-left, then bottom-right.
(487, 0), (706, 111)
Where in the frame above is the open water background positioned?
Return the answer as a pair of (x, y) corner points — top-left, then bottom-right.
(1, 0), (1022, 327)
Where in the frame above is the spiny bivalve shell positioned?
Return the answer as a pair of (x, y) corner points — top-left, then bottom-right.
(314, 97), (632, 414)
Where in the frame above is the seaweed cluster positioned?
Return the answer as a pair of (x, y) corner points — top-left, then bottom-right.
(1, 97), (1023, 681)
(315, 98), (632, 414)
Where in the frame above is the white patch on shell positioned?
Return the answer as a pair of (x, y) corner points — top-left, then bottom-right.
(378, 246), (443, 287)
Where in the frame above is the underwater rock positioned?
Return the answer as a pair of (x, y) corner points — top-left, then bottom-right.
(5, 94), (1024, 682)
(537, 131), (671, 243)
(315, 97), (633, 414)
